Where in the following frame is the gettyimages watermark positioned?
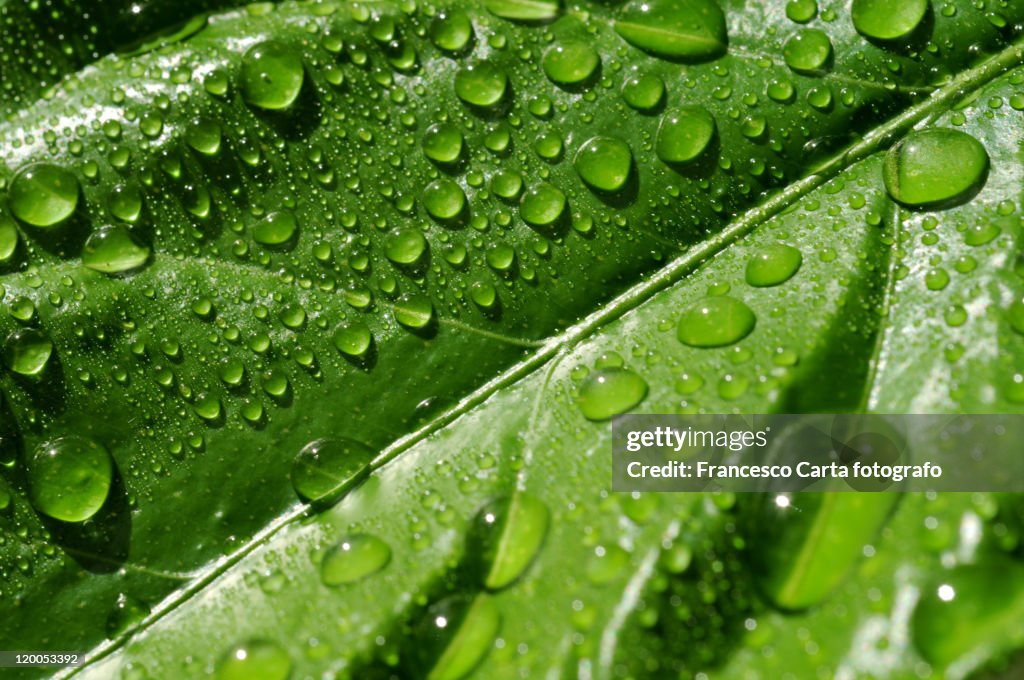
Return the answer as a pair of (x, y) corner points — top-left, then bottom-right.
(611, 414), (1024, 492)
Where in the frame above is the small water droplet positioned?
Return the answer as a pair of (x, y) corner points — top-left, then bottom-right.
(431, 10), (474, 52)
(218, 640), (291, 680)
(454, 62), (508, 109)
(577, 367), (648, 421)
(240, 41), (305, 110)
(542, 42), (600, 87)
(783, 29), (832, 74)
(9, 164), (79, 227)
(883, 129), (988, 209)
(253, 211), (298, 245)
(519, 183), (566, 227)
(422, 179), (467, 221)
(82, 225), (150, 274)
(852, 0), (927, 41)
(745, 244), (802, 287)
(4, 328), (53, 376)
(469, 494), (550, 589)
(321, 534), (391, 585)
(423, 124), (464, 165)
(574, 137), (633, 193)
(394, 293), (434, 329)
(656, 107), (716, 165)
(415, 595), (501, 680)
(385, 228), (428, 265)
(333, 321), (373, 358)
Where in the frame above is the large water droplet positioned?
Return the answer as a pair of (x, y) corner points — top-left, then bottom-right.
(656, 107), (716, 165)
(883, 129), (988, 209)
(415, 595), (501, 680)
(577, 367), (648, 421)
(542, 42), (600, 87)
(4, 328), (53, 376)
(185, 117), (222, 155)
(454, 62), (508, 109)
(484, 0), (560, 22)
(27, 436), (113, 523)
(423, 124), (464, 165)
(615, 0), (728, 61)
(852, 0), (927, 41)
(519, 183), (566, 227)
(394, 293), (435, 329)
(82, 225), (150, 274)
(469, 494), (550, 590)
(911, 562), (1024, 667)
(745, 244), (802, 287)
(9, 164), (79, 227)
(783, 29), (832, 74)
(677, 297), (755, 347)
(291, 438), (373, 503)
(108, 184), (143, 223)
(385, 228), (428, 265)
(217, 640), (291, 680)
(574, 137), (633, 193)
(253, 211), (298, 245)
(431, 10), (474, 52)
(333, 321), (373, 358)
(321, 534), (391, 585)
(422, 179), (467, 221)
(622, 72), (666, 112)
(240, 41), (305, 110)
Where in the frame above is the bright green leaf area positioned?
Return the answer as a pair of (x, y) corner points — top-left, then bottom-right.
(1, 0), (1024, 679)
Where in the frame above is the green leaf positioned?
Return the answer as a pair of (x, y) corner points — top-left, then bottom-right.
(0, 0), (1023, 678)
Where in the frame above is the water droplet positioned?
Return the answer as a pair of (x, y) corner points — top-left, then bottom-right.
(253, 211), (298, 245)
(911, 562), (1024, 667)
(385, 228), (428, 265)
(745, 244), (802, 287)
(542, 42), (600, 87)
(321, 534), (391, 585)
(107, 593), (149, 638)
(786, 0), (817, 23)
(656, 107), (716, 165)
(423, 179), (467, 221)
(615, 0), (728, 61)
(574, 137), (633, 193)
(82, 225), (150, 274)
(470, 281), (498, 309)
(423, 124), (464, 164)
(0, 215), (19, 262)
(490, 170), (523, 200)
(292, 439), (373, 503)
(677, 296), (756, 347)
(469, 494), (550, 590)
(415, 595), (501, 680)
(3, 328), (53, 376)
(9, 164), (79, 227)
(333, 321), (373, 358)
(454, 62), (508, 109)
(240, 41), (305, 110)
(484, 0), (560, 22)
(852, 0), (927, 41)
(185, 117), (222, 155)
(519, 183), (566, 227)
(394, 293), (434, 329)
(26, 436), (113, 523)
(431, 10), (474, 52)
(218, 640), (291, 680)
(108, 184), (143, 223)
(577, 367), (648, 421)
(783, 29), (832, 74)
(883, 129), (988, 209)
(622, 72), (666, 111)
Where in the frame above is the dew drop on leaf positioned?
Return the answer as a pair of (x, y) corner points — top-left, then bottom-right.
(431, 10), (474, 52)
(852, 0), (928, 41)
(415, 594), (501, 680)
(253, 211), (298, 245)
(240, 41), (305, 110)
(745, 244), (802, 287)
(422, 123), (464, 165)
(468, 494), (550, 590)
(217, 640), (291, 680)
(519, 182), (567, 227)
(82, 225), (150, 274)
(0, 215), (19, 263)
(470, 281), (498, 309)
(622, 72), (666, 111)
(8, 163), (79, 227)
(185, 116), (222, 155)
(108, 184), (143, 223)
(394, 293), (435, 329)
(786, 0), (817, 23)
(542, 42), (600, 87)
(454, 62), (508, 108)
(883, 129), (988, 209)
(385, 228), (428, 265)
(291, 438), (373, 503)
(615, 0), (728, 61)
(483, 0), (561, 22)
(574, 136), (633, 193)
(783, 29), (832, 74)
(676, 296), (756, 347)
(320, 534), (391, 585)
(26, 436), (113, 523)
(3, 328), (54, 376)
(422, 179), (467, 221)
(577, 367), (649, 421)
(333, 321), (373, 358)
(656, 107), (716, 165)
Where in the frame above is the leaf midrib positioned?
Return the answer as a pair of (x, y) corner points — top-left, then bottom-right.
(65, 34), (1024, 679)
